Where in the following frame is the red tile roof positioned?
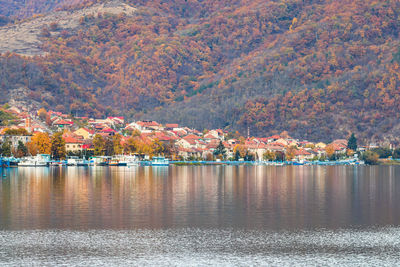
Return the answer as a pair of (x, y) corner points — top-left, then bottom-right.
(137, 121), (159, 127)
(183, 134), (201, 140)
(204, 133), (218, 139)
(54, 119), (73, 125)
(76, 128), (95, 134)
(295, 149), (311, 156)
(64, 136), (83, 144)
(100, 127), (117, 133)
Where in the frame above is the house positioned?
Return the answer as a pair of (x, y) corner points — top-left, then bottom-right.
(124, 120), (162, 132)
(265, 143), (286, 153)
(204, 133), (219, 142)
(331, 143), (347, 154)
(74, 128), (95, 140)
(99, 127), (117, 136)
(266, 135), (281, 143)
(245, 139), (267, 160)
(176, 138), (197, 148)
(312, 148), (326, 158)
(315, 142), (327, 149)
(227, 139), (240, 146)
(64, 136), (83, 153)
(274, 138), (289, 146)
(107, 116), (125, 125)
(53, 119), (74, 129)
(165, 123), (179, 130)
(183, 134), (202, 140)
(332, 139), (348, 147)
(177, 147), (202, 159)
(206, 129), (224, 140)
(137, 121), (162, 131)
(171, 129), (187, 137)
(0, 134), (32, 150)
(88, 118), (121, 129)
(294, 149), (313, 161)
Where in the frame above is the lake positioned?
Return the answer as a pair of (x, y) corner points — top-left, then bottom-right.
(1, 165), (400, 265)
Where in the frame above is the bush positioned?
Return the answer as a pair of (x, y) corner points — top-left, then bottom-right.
(393, 148), (400, 159)
(371, 147), (392, 158)
(362, 151), (379, 165)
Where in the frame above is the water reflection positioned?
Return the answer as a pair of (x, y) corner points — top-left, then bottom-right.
(1, 166), (400, 230)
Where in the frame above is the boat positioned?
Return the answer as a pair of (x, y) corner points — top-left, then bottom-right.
(67, 156), (79, 166)
(50, 161), (64, 166)
(292, 159), (305, 165)
(109, 155), (139, 166)
(3, 157), (19, 166)
(109, 155), (124, 166)
(18, 154), (50, 167)
(151, 156), (170, 166)
(76, 158), (89, 166)
(126, 155), (139, 166)
(88, 156), (110, 166)
(109, 158), (119, 166)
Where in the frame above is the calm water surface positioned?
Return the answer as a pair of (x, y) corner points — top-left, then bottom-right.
(1, 165), (400, 265)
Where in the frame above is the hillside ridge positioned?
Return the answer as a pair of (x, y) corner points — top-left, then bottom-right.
(0, 0), (400, 143)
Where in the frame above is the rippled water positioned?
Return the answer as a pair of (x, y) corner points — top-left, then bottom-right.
(1, 228), (400, 266)
(1, 165), (400, 265)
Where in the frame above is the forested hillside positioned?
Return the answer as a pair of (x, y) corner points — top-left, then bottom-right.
(1, 0), (400, 142)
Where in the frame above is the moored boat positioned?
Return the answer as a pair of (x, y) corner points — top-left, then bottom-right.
(88, 156), (110, 166)
(67, 156), (79, 166)
(76, 158), (89, 166)
(109, 155), (138, 166)
(151, 156), (169, 166)
(18, 154), (50, 167)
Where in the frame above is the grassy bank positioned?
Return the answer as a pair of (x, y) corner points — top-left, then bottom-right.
(379, 159), (400, 165)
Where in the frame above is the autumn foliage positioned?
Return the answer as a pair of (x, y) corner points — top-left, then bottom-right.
(1, 0), (400, 142)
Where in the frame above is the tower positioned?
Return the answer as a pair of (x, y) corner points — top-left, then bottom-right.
(25, 117), (31, 133)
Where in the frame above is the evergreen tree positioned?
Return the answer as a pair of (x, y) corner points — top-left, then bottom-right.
(51, 132), (66, 160)
(213, 140), (226, 159)
(347, 133), (357, 151)
(16, 141), (28, 157)
(234, 149), (241, 161)
(1, 140), (11, 157)
(244, 151), (255, 161)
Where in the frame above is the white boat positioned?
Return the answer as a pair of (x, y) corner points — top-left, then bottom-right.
(67, 156), (79, 166)
(18, 154), (50, 167)
(126, 156), (139, 166)
(88, 156), (110, 166)
(77, 159), (89, 166)
(110, 155), (139, 166)
(151, 156), (169, 166)
(109, 155), (123, 166)
(67, 156), (89, 166)
(124, 155), (139, 166)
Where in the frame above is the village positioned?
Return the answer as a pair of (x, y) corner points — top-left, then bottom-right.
(0, 104), (392, 166)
